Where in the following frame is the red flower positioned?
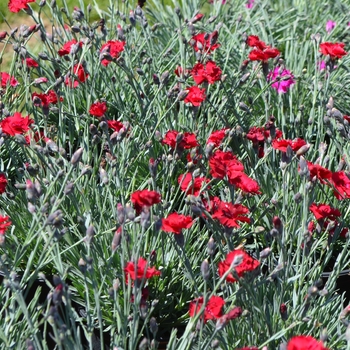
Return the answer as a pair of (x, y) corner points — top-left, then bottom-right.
(32, 90), (61, 107)
(89, 101), (107, 117)
(108, 120), (124, 132)
(178, 173), (209, 196)
(0, 72), (19, 88)
(191, 33), (220, 53)
(189, 295), (225, 323)
(131, 189), (161, 213)
(246, 126), (266, 145)
(124, 257), (160, 283)
(309, 203), (341, 221)
(320, 42), (347, 60)
(227, 171), (261, 195)
(58, 39), (83, 56)
(0, 174), (7, 194)
(100, 40), (126, 66)
(331, 171), (350, 199)
(184, 86), (206, 106)
(191, 63), (206, 85)
(191, 61), (222, 85)
(307, 162), (332, 184)
(161, 130), (198, 150)
(0, 112), (34, 136)
(24, 57), (39, 68)
(207, 128), (229, 147)
(65, 64), (89, 88)
(249, 47), (280, 62)
(161, 212), (193, 234)
(246, 35), (267, 50)
(209, 150), (244, 179)
(0, 215), (11, 235)
(8, 0), (35, 13)
(287, 335), (328, 350)
(218, 249), (260, 283)
(272, 138), (307, 153)
(212, 201), (250, 228)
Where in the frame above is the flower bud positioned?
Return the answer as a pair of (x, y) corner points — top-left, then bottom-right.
(150, 317), (158, 335)
(111, 228), (122, 252)
(200, 259), (209, 281)
(71, 147), (83, 166)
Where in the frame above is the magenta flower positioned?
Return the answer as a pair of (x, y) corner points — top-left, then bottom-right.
(326, 20), (336, 33)
(267, 67), (295, 94)
(319, 61), (326, 71)
(246, 0), (255, 8)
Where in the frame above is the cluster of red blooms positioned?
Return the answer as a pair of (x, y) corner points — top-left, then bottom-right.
(89, 101), (126, 132)
(246, 124), (283, 158)
(308, 202), (348, 238)
(179, 29), (222, 107)
(246, 35), (280, 62)
(307, 161), (350, 200)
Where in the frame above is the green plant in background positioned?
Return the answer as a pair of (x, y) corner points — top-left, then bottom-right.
(0, 0), (350, 349)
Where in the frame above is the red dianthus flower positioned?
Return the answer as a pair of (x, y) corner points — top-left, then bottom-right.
(320, 42), (347, 60)
(0, 112), (34, 136)
(218, 249), (260, 283)
(161, 212), (193, 234)
(287, 335), (328, 350)
(8, 0), (35, 13)
(131, 189), (161, 214)
(184, 86), (206, 106)
(89, 101), (107, 117)
(100, 40), (126, 66)
(189, 295), (225, 323)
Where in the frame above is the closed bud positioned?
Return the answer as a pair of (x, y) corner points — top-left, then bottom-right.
(160, 71), (169, 85)
(259, 247), (271, 259)
(117, 203), (125, 224)
(140, 207), (150, 229)
(46, 210), (63, 227)
(201, 259), (209, 281)
(207, 237), (215, 256)
(150, 317), (158, 335)
(85, 225), (95, 244)
(71, 147), (83, 166)
(296, 144), (310, 156)
(280, 303), (288, 321)
(112, 228), (122, 252)
(81, 165), (92, 176)
(139, 338), (149, 350)
(125, 204), (135, 221)
(78, 258), (87, 272)
(64, 181), (74, 195)
(26, 339), (35, 350)
(177, 90), (189, 101)
(99, 167), (109, 185)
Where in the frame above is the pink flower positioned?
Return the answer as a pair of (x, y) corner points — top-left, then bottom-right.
(246, 0), (255, 8)
(326, 20), (336, 33)
(267, 67), (295, 94)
